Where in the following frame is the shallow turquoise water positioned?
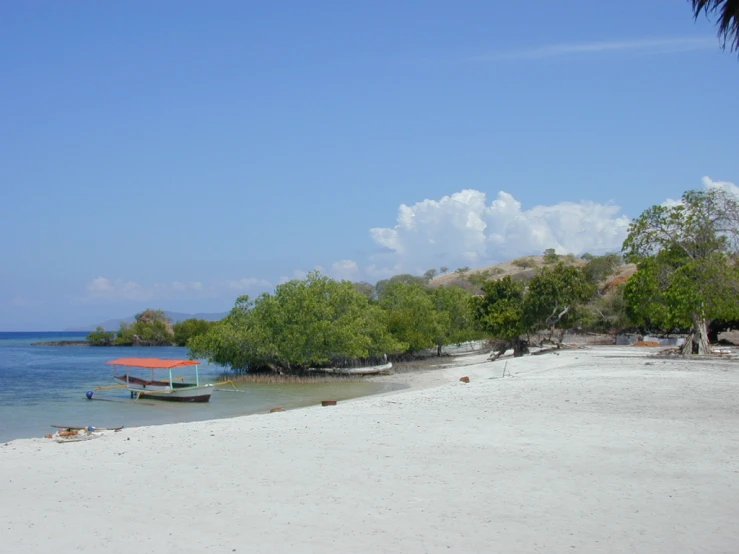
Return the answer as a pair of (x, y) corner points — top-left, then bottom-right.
(0, 332), (403, 442)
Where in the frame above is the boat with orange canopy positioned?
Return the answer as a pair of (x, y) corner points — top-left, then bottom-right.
(102, 357), (215, 403)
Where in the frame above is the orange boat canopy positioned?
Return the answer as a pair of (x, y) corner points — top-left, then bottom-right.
(106, 358), (201, 369)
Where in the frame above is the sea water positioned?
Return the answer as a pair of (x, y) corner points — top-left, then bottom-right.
(0, 332), (403, 443)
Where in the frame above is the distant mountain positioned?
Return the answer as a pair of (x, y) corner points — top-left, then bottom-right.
(64, 311), (228, 332)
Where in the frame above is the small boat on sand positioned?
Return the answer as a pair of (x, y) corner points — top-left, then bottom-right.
(308, 362), (393, 376)
(102, 357), (214, 403)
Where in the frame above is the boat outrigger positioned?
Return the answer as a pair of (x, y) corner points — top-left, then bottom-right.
(95, 358), (220, 403)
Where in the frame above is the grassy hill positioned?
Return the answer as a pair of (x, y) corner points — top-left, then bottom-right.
(430, 255), (635, 288)
(428, 254), (636, 309)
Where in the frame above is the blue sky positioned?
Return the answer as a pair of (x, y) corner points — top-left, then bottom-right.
(1, 0), (737, 330)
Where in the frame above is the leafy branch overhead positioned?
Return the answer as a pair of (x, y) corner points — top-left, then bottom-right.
(690, 0), (739, 53)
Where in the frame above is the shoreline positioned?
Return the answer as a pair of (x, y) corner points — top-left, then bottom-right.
(2, 353), (481, 443)
(3, 345), (739, 552)
(30, 340), (91, 346)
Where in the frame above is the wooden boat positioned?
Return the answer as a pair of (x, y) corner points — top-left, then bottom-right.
(308, 362), (392, 376)
(105, 357), (214, 403)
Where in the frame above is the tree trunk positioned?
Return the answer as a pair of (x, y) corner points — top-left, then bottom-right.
(555, 328), (566, 347)
(680, 314), (711, 355)
(513, 338), (529, 357)
(707, 322), (721, 344)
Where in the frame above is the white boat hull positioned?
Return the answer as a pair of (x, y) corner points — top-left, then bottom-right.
(135, 386), (213, 403)
(113, 376), (213, 403)
(308, 362), (393, 375)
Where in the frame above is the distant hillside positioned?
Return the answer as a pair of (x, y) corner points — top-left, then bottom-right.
(429, 255), (636, 293)
(600, 264), (638, 292)
(65, 311), (228, 332)
(66, 256), (637, 332)
(430, 255), (583, 287)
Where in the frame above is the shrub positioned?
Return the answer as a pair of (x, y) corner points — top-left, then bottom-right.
(543, 248), (559, 264)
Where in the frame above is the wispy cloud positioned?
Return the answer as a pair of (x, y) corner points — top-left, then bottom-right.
(81, 274), (273, 304)
(482, 37), (715, 61)
(228, 277), (273, 291)
(84, 277), (207, 302)
(10, 296), (43, 307)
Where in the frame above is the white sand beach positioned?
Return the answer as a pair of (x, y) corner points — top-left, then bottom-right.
(2, 346), (739, 553)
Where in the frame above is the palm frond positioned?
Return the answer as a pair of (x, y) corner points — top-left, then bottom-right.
(691, 0), (739, 52)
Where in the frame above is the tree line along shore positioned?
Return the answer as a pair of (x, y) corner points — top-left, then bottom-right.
(73, 187), (738, 371)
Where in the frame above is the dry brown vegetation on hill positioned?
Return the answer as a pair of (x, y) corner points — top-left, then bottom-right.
(426, 254), (635, 337)
(601, 264), (637, 293)
(429, 255), (636, 295)
(430, 255), (586, 288)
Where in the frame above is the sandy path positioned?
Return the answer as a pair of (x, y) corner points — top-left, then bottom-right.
(2, 347), (738, 553)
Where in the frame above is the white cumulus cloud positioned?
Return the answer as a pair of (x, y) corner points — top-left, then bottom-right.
(279, 267), (327, 285)
(369, 189), (631, 274)
(80, 178), (736, 298)
(703, 176), (739, 197)
(330, 259), (360, 281)
(87, 277), (116, 294)
(664, 176), (738, 207)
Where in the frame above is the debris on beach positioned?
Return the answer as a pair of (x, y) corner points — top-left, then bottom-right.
(45, 425), (123, 443)
(321, 400), (337, 406)
(632, 341), (662, 347)
(653, 346), (738, 359)
(531, 347), (561, 356)
(654, 348), (683, 357)
(269, 406), (286, 413)
(459, 376), (470, 383)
